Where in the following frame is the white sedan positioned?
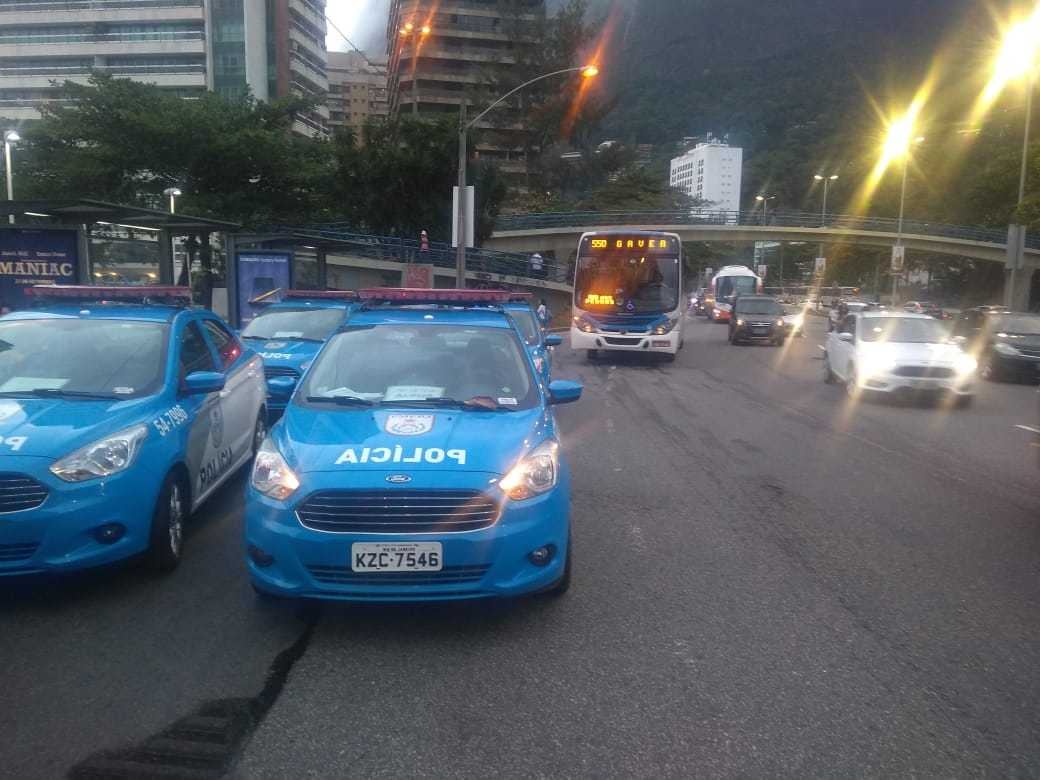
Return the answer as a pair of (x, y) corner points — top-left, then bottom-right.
(823, 311), (977, 406)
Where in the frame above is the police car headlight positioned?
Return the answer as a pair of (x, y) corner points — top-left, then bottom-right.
(653, 318), (677, 335)
(50, 424), (149, 482)
(499, 439), (559, 501)
(251, 439), (300, 500)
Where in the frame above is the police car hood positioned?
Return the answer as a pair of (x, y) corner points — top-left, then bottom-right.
(278, 406), (550, 476)
(242, 338), (322, 367)
(0, 396), (153, 459)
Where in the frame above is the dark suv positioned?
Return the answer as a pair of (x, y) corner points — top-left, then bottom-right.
(729, 295), (786, 346)
(953, 309), (1040, 382)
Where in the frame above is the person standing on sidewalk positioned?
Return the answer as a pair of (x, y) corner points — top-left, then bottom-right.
(536, 298), (550, 329)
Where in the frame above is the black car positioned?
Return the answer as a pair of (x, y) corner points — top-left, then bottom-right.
(729, 295), (786, 346)
(953, 309), (1040, 382)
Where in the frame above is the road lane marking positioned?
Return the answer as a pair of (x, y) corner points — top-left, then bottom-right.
(1014, 424), (1040, 435)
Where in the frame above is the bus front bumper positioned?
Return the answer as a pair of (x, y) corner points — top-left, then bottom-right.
(571, 327), (680, 354)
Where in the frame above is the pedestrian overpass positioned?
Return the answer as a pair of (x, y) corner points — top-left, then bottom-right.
(485, 210), (1040, 309)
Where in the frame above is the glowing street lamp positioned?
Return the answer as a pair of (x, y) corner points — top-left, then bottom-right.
(455, 64), (599, 286)
(163, 187), (182, 214)
(813, 174), (839, 226)
(882, 111), (925, 305)
(398, 21), (433, 114)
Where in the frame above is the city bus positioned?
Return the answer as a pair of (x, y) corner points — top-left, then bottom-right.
(571, 230), (684, 362)
(707, 265), (763, 323)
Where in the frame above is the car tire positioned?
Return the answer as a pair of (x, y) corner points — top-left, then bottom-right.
(544, 535), (572, 597)
(251, 411), (267, 458)
(586, 349), (599, 362)
(146, 471), (188, 574)
(823, 353), (836, 384)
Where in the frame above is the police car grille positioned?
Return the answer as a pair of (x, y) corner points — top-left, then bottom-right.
(296, 490), (500, 533)
(263, 366), (300, 380)
(893, 365), (955, 378)
(0, 474), (48, 513)
(306, 563), (491, 585)
(0, 541), (39, 561)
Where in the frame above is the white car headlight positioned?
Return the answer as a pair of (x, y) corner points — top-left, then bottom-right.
(860, 352), (897, 378)
(50, 424), (149, 482)
(994, 342), (1020, 356)
(498, 439), (559, 501)
(954, 353), (978, 374)
(251, 439), (300, 500)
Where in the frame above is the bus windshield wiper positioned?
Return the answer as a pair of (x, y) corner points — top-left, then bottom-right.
(0, 388), (119, 400)
(306, 395), (375, 407)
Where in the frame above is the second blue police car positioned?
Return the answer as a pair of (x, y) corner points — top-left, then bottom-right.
(0, 286), (267, 576)
(504, 293), (562, 383)
(239, 290), (359, 419)
(245, 288), (583, 602)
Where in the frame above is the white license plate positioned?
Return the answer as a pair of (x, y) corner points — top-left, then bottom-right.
(351, 542), (443, 572)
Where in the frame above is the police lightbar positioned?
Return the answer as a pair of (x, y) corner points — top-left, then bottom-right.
(359, 288), (516, 305)
(284, 289), (358, 300)
(27, 285), (193, 306)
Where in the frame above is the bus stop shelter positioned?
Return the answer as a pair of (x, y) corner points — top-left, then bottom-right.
(0, 199), (238, 310)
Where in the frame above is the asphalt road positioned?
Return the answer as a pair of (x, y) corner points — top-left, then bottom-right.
(3, 314), (1039, 778)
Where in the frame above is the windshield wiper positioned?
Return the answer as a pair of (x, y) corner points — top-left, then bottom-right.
(305, 395), (374, 407)
(244, 335), (324, 343)
(0, 388), (118, 400)
(382, 396), (511, 412)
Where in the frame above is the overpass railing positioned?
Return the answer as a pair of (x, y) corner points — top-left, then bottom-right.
(261, 225), (572, 285)
(494, 210), (1039, 250)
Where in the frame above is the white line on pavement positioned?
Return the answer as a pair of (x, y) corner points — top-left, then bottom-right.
(1014, 424), (1040, 435)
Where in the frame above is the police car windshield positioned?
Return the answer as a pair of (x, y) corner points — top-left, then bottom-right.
(0, 319), (167, 399)
(241, 307), (343, 342)
(860, 317), (951, 344)
(510, 308), (541, 346)
(300, 324), (536, 410)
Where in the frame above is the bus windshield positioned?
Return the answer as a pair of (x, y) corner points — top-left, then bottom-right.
(715, 275), (758, 302)
(575, 253), (680, 314)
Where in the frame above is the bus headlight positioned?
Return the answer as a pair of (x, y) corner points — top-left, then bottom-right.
(653, 318), (677, 335)
(499, 440), (559, 501)
(573, 316), (596, 334)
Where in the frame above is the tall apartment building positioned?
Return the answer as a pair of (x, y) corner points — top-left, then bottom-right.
(385, 0), (544, 174)
(326, 50), (389, 136)
(0, 0), (329, 137)
(669, 135), (743, 212)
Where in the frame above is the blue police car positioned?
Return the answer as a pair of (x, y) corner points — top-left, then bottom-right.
(0, 286), (267, 576)
(504, 294), (562, 383)
(245, 288), (583, 602)
(239, 290), (358, 419)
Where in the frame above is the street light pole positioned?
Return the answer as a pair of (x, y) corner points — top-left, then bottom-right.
(893, 154), (911, 305)
(1007, 72), (1034, 309)
(4, 130), (19, 225)
(814, 173), (838, 270)
(164, 187), (181, 214)
(454, 64), (598, 287)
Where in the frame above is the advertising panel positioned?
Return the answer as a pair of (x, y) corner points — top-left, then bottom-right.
(236, 251), (291, 326)
(0, 229), (78, 311)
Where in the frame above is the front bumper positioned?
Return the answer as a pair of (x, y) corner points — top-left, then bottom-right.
(245, 476), (571, 602)
(710, 307), (731, 323)
(571, 327), (680, 354)
(0, 457), (158, 576)
(858, 368), (975, 397)
(733, 324), (784, 342)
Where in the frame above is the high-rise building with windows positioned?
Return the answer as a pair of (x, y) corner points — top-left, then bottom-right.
(385, 0), (544, 176)
(669, 135), (743, 212)
(0, 0), (329, 136)
(326, 50), (388, 136)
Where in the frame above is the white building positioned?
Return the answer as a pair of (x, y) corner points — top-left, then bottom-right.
(669, 136), (743, 212)
(0, 0), (329, 137)
(327, 51), (389, 136)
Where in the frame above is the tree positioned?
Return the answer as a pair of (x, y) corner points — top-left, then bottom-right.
(19, 74), (334, 227)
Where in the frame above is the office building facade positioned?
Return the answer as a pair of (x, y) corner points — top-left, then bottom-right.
(327, 50), (388, 136)
(670, 136), (743, 212)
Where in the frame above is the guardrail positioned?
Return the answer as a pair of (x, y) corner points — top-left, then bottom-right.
(263, 225), (571, 286)
(494, 210), (1040, 250)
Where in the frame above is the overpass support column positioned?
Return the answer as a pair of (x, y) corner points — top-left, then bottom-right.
(1005, 266), (1032, 312)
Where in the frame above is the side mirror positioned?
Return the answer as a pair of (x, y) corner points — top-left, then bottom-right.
(182, 370), (225, 396)
(267, 376), (297, 396)
(547, 379), (583, 405)
(544, 334), (563, 348)
(838, 332), (854, 343)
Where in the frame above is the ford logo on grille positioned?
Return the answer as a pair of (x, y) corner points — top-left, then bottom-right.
(386, 474), (412, 484)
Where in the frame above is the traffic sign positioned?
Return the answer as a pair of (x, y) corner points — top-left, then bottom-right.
(891, 245), (905, 272)
(814, 257), (826, 275)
